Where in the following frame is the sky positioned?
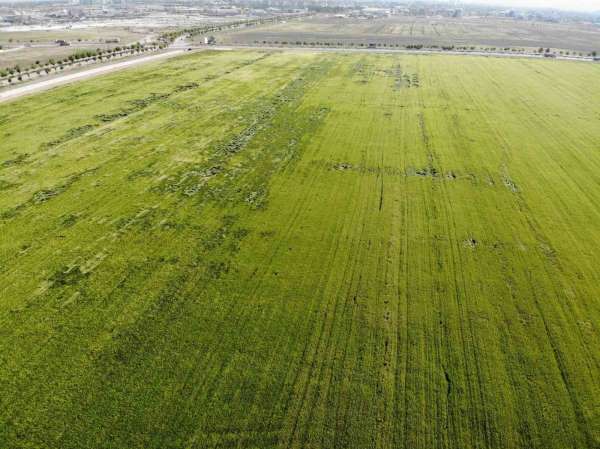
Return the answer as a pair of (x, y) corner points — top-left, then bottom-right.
(462, 0), (600, 12)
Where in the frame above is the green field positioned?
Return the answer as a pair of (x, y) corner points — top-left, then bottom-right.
(1, 50), (599, 449)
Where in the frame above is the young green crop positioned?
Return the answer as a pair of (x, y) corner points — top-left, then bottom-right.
(0, 50), (599, 449)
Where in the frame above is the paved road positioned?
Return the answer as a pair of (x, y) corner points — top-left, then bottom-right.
(0, 49), (184, 104)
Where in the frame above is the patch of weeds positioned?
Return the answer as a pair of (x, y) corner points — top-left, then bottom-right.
(59, 213), (79, 228)
(333, 162), (353, 171)
(412, 73), (420, 87)
(97, 82), (199, 124)
(41, 124), (97, 149)
(463, 238), (478, 249)
(127, 165), (157, 181)
(227, 227), (251, 253)
(233, 228), (250, 240)
(245, 186), (268, 210)
(30, 168), (97, 206)
(539, 242), (557, 259)
(153, 61), (334, 205)
(158, 220), (187, 231)
(206, 260), (230, 279)
(173, 82), (200, 93)
(32, 189), (60, 204)
(0, 205), (23, 220)
(502, 175), (519, 192)
(158, 256), (180, 265)
(160, 165), (223, 197)
(0, 179), (18, 191)
(1, 153), (29, 169)
(95, 93), (169, 123)
(49, 265), (89, 288)
(415, 166), (439, 177)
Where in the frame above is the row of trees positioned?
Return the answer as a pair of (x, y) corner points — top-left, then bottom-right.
(537, 47), (597, 57)
(156, 13), (308, 46)
(0, 42), (164, 82)
(249, 41), (473, 50)
(245, 39), (598, 57)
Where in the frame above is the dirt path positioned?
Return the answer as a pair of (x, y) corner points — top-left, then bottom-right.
(0, 49), (185, 104)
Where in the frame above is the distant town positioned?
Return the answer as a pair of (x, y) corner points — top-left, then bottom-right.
(1, 0), (599, 31)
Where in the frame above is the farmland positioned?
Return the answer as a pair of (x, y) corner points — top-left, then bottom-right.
(0, 49), (599, 448)
(0, 27), (156, 70)
(0, 27), (152, 46)
(212, 15), (600, 53)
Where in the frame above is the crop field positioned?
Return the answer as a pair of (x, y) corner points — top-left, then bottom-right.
(0, 27), (155, 70)
(212, 15), (600, 53)
(1, 50), (599, 448)
(0, 27), (152, 46)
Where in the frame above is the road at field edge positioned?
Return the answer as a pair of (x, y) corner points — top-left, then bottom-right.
(0, 49), (185, 104)
(209, 44), (596, 62)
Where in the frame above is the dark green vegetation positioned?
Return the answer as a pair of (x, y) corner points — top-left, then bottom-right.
(1, 50), (599, 449)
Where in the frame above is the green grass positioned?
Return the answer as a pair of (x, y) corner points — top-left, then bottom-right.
(0, 50), (599, 449)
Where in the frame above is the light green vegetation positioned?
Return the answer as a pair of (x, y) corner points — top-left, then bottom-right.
(212, 15), (600, 53)
(0, 50), (599, 449)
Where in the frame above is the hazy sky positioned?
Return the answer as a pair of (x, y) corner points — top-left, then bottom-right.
(463, 0), (600, 12)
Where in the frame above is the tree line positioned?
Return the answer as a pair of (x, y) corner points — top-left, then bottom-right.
(0, 42), (163, 83)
